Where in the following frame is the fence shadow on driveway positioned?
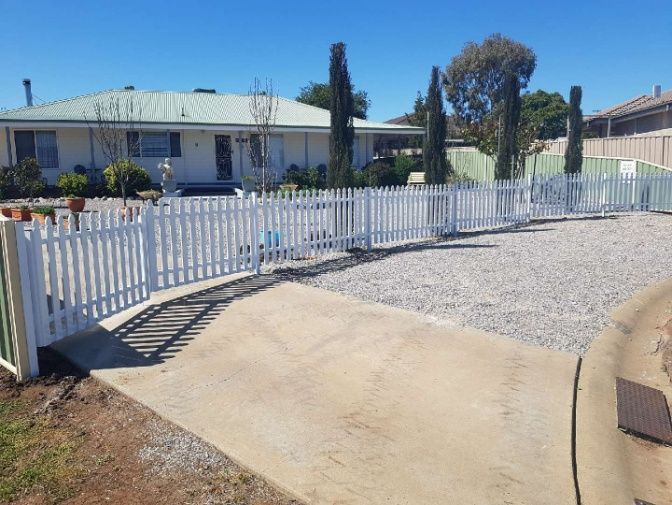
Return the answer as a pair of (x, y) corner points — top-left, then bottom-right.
(54, 275), (279, 372)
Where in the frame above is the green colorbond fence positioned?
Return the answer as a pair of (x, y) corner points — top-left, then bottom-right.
(447, 149), (672, 182)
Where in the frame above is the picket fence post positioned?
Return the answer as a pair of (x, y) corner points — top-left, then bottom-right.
(526, 174), (533, 222)
(601, 173), (607, 217)
(449, 186), (458, 236)
(364, 187), (372, 252)
(251, 192), (261, 275)
(0, 219), (39, 380)
(141, 204), (158, 296)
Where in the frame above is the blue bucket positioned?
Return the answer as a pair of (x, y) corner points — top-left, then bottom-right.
(260, 230), (281, 247)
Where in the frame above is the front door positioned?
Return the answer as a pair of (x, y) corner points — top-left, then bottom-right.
(215, 135), (233, 180)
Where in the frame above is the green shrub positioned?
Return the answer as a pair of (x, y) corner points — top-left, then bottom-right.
(56, 173), (88, 197)
(0, 167), (10, 200)
(12, 158), (44, 198)
(350, 169), (367, 188)
(103, 160), (151, 197)
(393, 154), (421, 184)
(30, 206), (55, 215)
(366, 161), (399, 187)
(284, 166), (327, 190)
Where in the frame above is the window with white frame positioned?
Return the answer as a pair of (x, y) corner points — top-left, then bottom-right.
(250, 134), (284, 170)
(14, 130), (59, 168)
(127, 131), (181, 158)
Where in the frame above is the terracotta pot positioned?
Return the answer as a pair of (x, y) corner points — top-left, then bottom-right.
(31, 212), (56, 225)
(0, 208), (12, 218)
(11, 208), (32, 221)
(66, 197), (86, 213)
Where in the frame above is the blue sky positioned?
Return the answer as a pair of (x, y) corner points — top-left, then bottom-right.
(1, 0), (670, 121)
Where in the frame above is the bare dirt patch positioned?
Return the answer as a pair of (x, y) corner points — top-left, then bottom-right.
(0, 351), (299, 505)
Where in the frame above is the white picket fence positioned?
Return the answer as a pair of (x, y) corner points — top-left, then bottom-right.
(14, 173), (672, 349)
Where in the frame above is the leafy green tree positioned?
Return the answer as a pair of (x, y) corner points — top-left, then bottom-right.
(444, 33), (536, 161)
(520, 90), (568, 140)
(564, 85), (583, 174)
(327, 42), (355, 188)
(423, 66), (448, 184)
(514, 90), (569, 177)
(297, 81), (370, 119)
(404, 92), (427, 148)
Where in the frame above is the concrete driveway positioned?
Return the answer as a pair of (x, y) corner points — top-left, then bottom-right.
(55, 274), (578, 505)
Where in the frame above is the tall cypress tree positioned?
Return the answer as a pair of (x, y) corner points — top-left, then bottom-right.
(423, 66), (448, 184)
(495, 73), (521, 180)
(327, 42), (355, 188)
(564, 85), (583, 174)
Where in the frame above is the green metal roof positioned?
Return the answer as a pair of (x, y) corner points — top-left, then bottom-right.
(0, 89), (423, 133)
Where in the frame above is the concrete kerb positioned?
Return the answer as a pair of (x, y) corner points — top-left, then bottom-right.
(576, 277), (672, 505)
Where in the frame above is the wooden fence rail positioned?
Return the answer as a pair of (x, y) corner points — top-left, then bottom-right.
(5, 172), (672, 377)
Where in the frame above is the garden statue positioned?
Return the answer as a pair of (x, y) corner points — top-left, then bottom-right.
(159, 158), (179, 195)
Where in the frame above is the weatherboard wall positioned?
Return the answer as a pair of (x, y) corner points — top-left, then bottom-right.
(0, 127), (375, 186)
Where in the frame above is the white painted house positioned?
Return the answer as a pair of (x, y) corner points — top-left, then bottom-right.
(0, 86), (422, 188)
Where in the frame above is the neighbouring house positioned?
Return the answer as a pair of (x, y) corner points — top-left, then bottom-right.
(585, 84), (672, 138)
(377, 113), (462, 156)
(0, 82), (422, 188)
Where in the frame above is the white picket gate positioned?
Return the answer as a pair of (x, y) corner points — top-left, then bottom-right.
(13, 173), (672, 355)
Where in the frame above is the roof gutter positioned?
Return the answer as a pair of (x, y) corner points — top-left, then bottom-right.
(0, 119), (423, 135)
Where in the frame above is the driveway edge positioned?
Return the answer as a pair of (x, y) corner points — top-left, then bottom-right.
(576, 277), (672, 505)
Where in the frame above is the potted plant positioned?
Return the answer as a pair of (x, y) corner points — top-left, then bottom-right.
(11, 205), (31, 222)
(241, 175), (256, 193)
(56, 172), (88, 212)
(30, 206), (56, 225)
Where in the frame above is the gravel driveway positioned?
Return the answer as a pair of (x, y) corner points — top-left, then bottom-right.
(270, 213), (672, 355)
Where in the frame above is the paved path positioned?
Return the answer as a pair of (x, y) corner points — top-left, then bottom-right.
(55, 274), (578, 505)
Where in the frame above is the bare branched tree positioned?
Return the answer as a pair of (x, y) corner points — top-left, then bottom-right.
(247, 78), (279, 193)
(86, 95), (141, 206)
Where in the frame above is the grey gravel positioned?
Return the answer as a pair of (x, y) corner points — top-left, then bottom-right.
(269, 213), (672, 355)
(138, 417), (227, 477)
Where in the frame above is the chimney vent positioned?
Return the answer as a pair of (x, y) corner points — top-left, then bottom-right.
(124, 85), (135, 90)
(22, 78), (33, 107)
(652, 84), (662, 99)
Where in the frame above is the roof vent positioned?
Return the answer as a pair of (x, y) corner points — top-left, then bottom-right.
(124, 85), (135, 90)
(652, 84), (662, 98)
(193, 88), (216, 94)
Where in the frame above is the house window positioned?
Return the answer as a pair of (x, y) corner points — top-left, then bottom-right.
(127, 131), (181, 158)
(250, 134), (284, 170)
(14, 130), (59, 168)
